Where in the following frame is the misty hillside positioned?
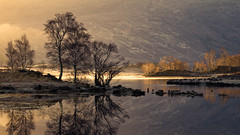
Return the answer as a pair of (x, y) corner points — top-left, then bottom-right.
(83, 0), (240, 63)
(0, 0), (239, 64)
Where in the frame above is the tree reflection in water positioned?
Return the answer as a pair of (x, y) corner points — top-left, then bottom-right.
(45, 101), (66, 135)
(45, 95), (129, 135)
(6, 109), (35, 135)
(93, 95), (129, 135)
(62, 98), (92, 135)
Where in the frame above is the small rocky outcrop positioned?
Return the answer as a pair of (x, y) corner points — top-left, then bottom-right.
(131, 89), (145, 96)
(154, 89), (203, 97)
(155, 90), (165, 96)
(112, 85), (145, 97)
(167, 90), (203, 97)
(167, 78), (240, 87)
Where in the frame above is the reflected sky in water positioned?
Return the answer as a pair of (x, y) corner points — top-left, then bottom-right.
(116, 94), (240, 135)
(0, 79), (239, 135)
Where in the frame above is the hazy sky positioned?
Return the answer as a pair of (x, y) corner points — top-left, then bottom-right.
(0, 0), (121, 63)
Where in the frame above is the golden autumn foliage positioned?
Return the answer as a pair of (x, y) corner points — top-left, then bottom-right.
(204, 49), (217, 71)
(141, 56), (189, 75)
(216, 48), (240, 67)
(193, 61), (207, 72)
(194, 48), (240, 72)
(141, 62), (158, 75)
(141, 48), (239, 74)
(158, 56), (189, 71)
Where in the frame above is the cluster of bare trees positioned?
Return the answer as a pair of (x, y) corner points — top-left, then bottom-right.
(4, 12), (128, 86)
(90, 41), (128, 86)
(44, 12), (128, 85)
(142, 56), (189, 75)
(5, 34), (35, 70)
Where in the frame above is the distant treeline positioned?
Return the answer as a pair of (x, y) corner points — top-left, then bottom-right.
(141, 48), (240, 76)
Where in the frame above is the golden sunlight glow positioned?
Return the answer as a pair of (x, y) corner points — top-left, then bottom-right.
(42, 68), (208, 81)
(113, 72), (208, 80)
(0, 113), (8, 127)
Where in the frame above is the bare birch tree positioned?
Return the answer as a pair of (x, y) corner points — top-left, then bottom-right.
(5, 41), (17, 70)
(14, 34), (35, 69)
(90, 41), (129, 87)
(63, 23), (91, 83)
(44, 12), (78, 80)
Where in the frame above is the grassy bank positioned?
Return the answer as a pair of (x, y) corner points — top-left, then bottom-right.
(0, 70), (60, 83)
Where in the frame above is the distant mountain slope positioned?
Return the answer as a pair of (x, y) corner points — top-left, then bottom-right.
(0, 0), (239, 64)
(82, 0), (240, 63)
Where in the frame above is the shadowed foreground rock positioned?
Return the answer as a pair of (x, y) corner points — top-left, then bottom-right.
(112, 85), (145, 97)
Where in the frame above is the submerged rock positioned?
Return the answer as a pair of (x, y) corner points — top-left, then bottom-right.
(132, 89), (145, 96)
(155, 90), (165, 96)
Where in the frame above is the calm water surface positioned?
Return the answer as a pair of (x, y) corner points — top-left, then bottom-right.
(0, 79), (240, 135)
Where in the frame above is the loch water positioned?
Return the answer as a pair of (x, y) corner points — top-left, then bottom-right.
(0, 79), (240, 135)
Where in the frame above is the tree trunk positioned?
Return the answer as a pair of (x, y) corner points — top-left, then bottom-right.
(74, 100), (77, 127)
(74, 64), (77, 83)
(11, 64), (14, 71)
(106, 78), (112, 87)
(95, 73), (101, 86)
(59, 50), (63, 80)
(59, 101), (63, 135)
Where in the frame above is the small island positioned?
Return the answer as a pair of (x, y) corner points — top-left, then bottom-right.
(136, 49), (240, 87)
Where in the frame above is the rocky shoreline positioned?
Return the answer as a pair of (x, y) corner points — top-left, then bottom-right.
(0, 82), (147, 110)
(0, 82), (146, 97)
